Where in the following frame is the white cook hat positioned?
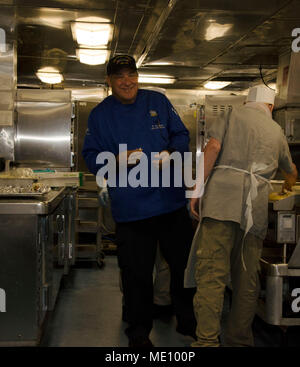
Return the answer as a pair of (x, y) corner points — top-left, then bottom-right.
(246, 84), (275, 105)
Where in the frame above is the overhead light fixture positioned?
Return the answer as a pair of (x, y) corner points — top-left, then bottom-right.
(138, 74), (176, 84)
(205, 23), (232, 41)
(71, 20), (112, 47)
(204, 81), (231, 90)
(76, 49), (108, 65)
(75, 16), (110, 23)
(145, 61), (174, 66)
(36, 67), (63, 84)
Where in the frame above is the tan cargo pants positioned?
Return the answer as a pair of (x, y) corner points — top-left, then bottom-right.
(192, 217), (263, 347)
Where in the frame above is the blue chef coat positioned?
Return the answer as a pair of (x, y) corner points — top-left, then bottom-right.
(82, 89), (190, 222)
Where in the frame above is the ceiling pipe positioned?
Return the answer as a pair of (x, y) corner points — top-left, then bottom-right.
(127, 0), (152, 55)
(135, 0), (178, 68)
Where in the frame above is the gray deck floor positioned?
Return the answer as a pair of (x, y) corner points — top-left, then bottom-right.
(41, 255), (300, 347)
(41, 255), (194, 347)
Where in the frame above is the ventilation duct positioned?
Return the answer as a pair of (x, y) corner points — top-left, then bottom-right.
(276, 52), (300, 108)
(274, 52), (300, 143)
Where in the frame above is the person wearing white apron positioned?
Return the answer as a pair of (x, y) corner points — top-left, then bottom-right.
(189, 84), (297, 347)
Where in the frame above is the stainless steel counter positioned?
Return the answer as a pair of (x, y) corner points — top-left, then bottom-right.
(257, 182), (300, 326)
(0, 187), (66, 214)
(0, 185), (77, 346)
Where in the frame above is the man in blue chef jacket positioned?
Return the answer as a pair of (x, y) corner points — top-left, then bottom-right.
(82, 54), (196, 347)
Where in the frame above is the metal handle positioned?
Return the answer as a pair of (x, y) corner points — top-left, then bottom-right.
(71, 151), (75, 167)
(60, 242), (65, 261)
(56, 214), (64, 233)
(68, 243), (73, 259)
(71, 102), (76, 119)
(42, 286), (48, 311)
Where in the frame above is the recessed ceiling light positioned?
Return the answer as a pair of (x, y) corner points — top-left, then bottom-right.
(36, 67), (63, 84)
(205, 23), (232, 41)
(76, 49), (108, 65)
(71, 20), (112, 47)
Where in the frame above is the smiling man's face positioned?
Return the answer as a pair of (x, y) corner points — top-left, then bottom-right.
(107, 68), (139, 104)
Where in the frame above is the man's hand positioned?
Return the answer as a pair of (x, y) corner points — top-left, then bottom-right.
(190, 197), (200, 220)
(99, 187), (109, 206)
(282, 179), (296, 192)
(117, 148), (143, 166)
(281, 180), (293, 192)
(281, 163), (298, 192)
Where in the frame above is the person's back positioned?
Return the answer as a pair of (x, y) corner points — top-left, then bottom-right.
(202, 103), (293, 239)
(190, 84), (297, 347)
(218, 105), (286, 175)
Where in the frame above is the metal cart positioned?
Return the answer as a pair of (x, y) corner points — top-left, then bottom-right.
(75, 174), (105, 268)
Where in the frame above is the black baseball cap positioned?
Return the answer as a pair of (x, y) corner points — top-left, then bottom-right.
(106, 55), (137, 75)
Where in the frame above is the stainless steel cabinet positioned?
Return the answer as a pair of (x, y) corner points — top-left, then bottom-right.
(15, 90), (73, 169)
(0, 187), (75, 346)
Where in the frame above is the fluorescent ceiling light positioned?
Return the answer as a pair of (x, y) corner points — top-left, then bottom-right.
(204, 81), (231, 90)
(205, 23), (232, 41)
(75, 16), (110, 23)
(72, 20), (112, 47)
(138, 74), (176, 84)
(36, 67), (63, 84)
(76, 49), (108, 65)
(146, 61), (174, 66)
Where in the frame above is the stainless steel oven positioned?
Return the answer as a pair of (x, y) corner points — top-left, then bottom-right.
(257, 183), (300, 326)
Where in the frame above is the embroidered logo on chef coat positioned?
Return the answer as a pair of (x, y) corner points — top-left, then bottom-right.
(151, 123), (165, 130)
(149, 110), (157, 117)
(150, 110), (165, 130)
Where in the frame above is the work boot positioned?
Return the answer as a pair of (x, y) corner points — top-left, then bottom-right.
(128, 336), (154, 348)
(122, 305), (129, 322)
(176, 315), (197, 340)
